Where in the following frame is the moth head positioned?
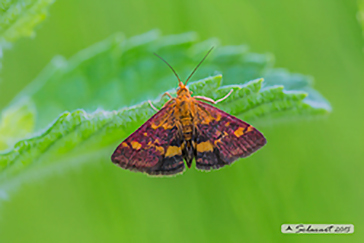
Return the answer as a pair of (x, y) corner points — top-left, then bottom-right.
(177, 82), (191, 96)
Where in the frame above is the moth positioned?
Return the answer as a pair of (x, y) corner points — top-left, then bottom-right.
(111, 48), (266, 175)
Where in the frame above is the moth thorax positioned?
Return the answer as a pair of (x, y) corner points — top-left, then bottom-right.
(177, 99), (192, 118)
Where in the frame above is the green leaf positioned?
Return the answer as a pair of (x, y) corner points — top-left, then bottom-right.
(0, 0), (55, 72)
(0, 0), (55, 44)
(0, 98), (35, 150)
(0, 31), (331, 196)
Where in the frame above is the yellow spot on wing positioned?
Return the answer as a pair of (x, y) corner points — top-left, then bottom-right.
(225, 122), (230, 127)
(200, 113), (221, 125)
(200, 116), (211, 125)
(131, 141), (142, 150)
(143, 132), (148, 136)
(154, 146), (165, 154)
(247, 126), (254, 132)
(151, 122), (174, 130)
(214, 139), (221, 145)
(234, 127), (246, 137)
(214, 131), (229, 145)
(197, 141), (214, 152)
(165, 146), (182, 157)
(121, 142), (129, 148)
(163, 123), (174, 129)
(234, 125), (254, 137)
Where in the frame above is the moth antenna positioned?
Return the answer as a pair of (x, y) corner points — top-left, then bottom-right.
(154, 53), (181, 84)
(184, 47), (214, 85)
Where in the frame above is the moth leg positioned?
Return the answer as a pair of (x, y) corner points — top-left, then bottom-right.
(148, 93), (176, 111)
(216, 89), (234, 103)
(161, 92), (173, 99)
(194, 89), (233, 104)
(148, 100), (159, 112)
(193, 96), (215, 104)
(161, 96), (177, 108)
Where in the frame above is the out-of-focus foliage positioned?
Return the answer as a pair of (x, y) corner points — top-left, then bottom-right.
(359, 0), (364, 38)
(0, 98), (35, 150)
(0, 0), (55, 71)
(0, 0), (363, 243)
(0, 0), (55, 44)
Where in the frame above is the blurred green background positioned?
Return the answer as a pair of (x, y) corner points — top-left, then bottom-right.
(1, 0), (364, 242)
